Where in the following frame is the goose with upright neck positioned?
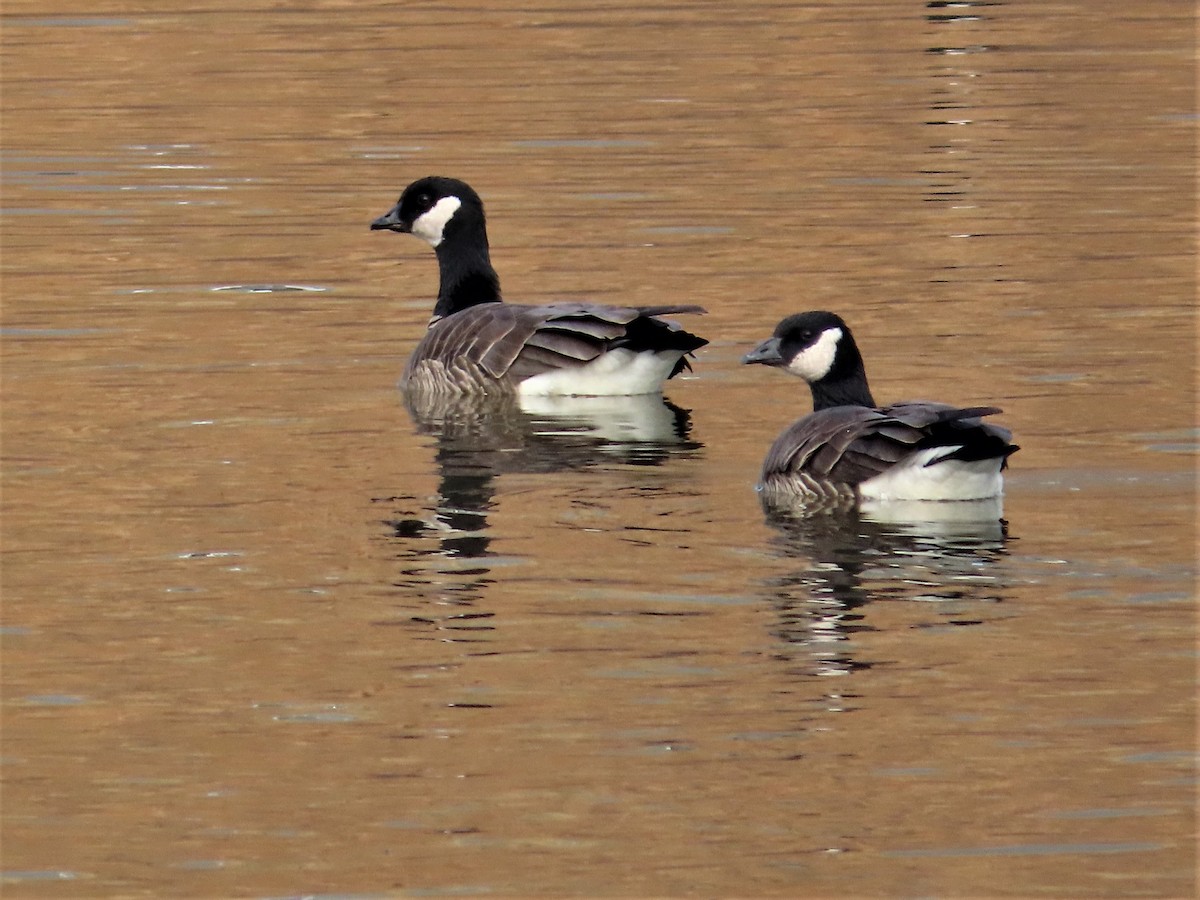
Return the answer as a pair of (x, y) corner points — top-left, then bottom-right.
(742, 311), (1019, 507)
(371, 177), (707, 398)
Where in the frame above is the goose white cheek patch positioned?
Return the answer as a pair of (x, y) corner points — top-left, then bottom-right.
(411, 195), (462, 247)
(785, 327), (842, 382)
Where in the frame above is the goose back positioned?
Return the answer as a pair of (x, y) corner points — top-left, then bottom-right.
(762, 401), (1016, 491)
(403, 301), (707, 396)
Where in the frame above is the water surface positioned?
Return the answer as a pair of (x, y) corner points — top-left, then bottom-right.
(2, 1), (1194, 897)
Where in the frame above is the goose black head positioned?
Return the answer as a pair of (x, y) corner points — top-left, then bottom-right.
(371, 176), (486, 249)
(743, 311), (855, 383)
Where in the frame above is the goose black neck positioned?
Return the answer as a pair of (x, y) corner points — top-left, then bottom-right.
(809, 337), (875, 411)
(431, 222), (502, 319)
(810, 377), (876, 411)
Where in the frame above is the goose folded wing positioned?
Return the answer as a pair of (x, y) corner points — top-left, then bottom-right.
(484, 303), (706, 381)
(886, 401), (1016, 461)
(763, 404), (986, 486)
(886, 401), (1003, 427)
(763, 407), (892, 483)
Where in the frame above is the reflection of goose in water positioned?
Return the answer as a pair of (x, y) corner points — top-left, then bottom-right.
(375, 392), (702, 643)
(407, 389), (700, 471)
(762, 501), (1012, 684)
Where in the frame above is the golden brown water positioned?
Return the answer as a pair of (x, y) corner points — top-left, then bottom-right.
(2, 1), (1195, 897)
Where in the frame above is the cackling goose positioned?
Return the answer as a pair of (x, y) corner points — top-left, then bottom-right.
(742, 311), (1019, 505)
(371, 177), (707, 397)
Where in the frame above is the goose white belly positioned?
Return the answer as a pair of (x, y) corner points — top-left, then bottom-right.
(516, 348), (682, 397)
(857, 447), (1005, 502)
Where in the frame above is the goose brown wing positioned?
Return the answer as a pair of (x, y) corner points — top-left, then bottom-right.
(885, 401), (1017, 463)
(497, 304), (630, 380)
(763, 406), (902, 485)
(763, 402), (1015, 486)
(406, 302), (706, 389)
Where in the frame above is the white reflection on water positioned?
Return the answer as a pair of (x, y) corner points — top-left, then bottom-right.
(376, 392), (703, 639)
(761, 502), (1012, 679)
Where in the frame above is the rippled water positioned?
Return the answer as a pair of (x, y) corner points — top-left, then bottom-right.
(2, 1), (1194, 897)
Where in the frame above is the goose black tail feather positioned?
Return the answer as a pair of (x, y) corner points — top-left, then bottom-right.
(611, 315), (709, 355)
